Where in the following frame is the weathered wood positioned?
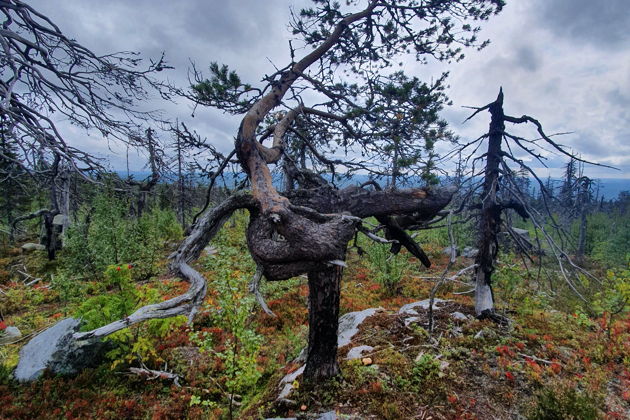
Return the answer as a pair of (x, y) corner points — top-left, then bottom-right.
(129, 367), (181, 387)
(474, 89), (504, 318)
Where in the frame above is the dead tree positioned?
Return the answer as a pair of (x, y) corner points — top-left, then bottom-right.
(169, 121), (240, 231)
(461, 89), (616, 319)
(11, 153), (69, 259)
(575, 174), (593, 263)
(125, 128), (164, 217)
(2, 0), (172, 254)
(0, 0), (171, 176)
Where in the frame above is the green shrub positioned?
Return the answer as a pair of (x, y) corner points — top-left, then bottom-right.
(50, 270), (86, 313)
(75, 265), (136, 331)
(191, 269), (262, 403)
(528, 386), (602, 420)
(364, 241), (407, 295)
(0, 362), (12, 385)
(410, 353), (440, 385)
(61, 193), (182, 280)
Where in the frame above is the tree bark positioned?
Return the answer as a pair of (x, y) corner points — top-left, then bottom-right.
(474, 89), (504, 318)
(304, 264), (343, 381)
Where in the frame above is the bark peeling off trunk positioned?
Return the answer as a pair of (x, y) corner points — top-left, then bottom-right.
(475, 271), (494, 316)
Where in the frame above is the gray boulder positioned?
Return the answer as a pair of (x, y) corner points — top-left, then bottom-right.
(14, 318), (110, 382)
(442, 246), (459, 257)
(451, 312), (468, 321)
(52, 214), (68, 226)
(280, 308), (381, 399)
(296, 307), (382, 362)
(461, 246), (479, 258)
(278, 365), (305, 399)
(499, 227), (535, 251)
(20, 243), (46, 253)
(0, 326), (22, 344)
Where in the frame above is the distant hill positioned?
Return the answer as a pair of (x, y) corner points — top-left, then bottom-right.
(117, 171), (629, 200)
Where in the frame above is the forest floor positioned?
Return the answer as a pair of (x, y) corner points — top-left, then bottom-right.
(0, 217), (628, 419)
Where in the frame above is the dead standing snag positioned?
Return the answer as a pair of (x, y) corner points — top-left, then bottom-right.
(462, 89), (615, 320)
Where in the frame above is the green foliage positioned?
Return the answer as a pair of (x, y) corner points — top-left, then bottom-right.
(528, 386), (602, 420)
(410, 214), (475, 249)
(192, 62), (257, 114)
(410, 353), (441, 386)
(50, 270), (86, 313)
(592, 264), (629, 317)
(61, 193), (182, 280)
(1, 284), (48, 315)
(0, 362), (12, 385)
(393, 353), (441, 395)
(565, 210), (630, 268)
(74, 264), (187, 369)
(494, 258), (534, 306)
(191, 268), (262, 398)
(105, 316), (186, 370)
(364, 241), (407, 295)
(75, 265), (136, 331)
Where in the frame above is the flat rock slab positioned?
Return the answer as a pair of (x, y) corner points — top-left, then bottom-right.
(398, 298), (449, 316)
(278, 365), (305, 399)
(338, 307), (381, 348)
(279, 308), (382, 400)
(346, 345), (374, 360)
(451, 311), (469, 321)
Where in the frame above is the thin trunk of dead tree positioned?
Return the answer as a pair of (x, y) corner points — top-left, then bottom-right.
(474, 89), (504, 318)
(176, 128), (186, 228)
(576, 176), (590, 262)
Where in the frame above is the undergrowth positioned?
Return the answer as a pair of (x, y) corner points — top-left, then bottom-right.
(0, 209), (628, 419)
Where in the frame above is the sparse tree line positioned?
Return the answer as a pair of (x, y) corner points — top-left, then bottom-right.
(1, 0), (628, 385)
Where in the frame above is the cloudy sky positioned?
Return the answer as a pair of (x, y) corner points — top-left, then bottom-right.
(27, 0), (630, 179)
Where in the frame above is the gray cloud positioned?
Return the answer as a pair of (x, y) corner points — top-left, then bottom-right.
(536, 0), (630, 48)
(515, 46), (540, 72)
(22, 1), (630, 181)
